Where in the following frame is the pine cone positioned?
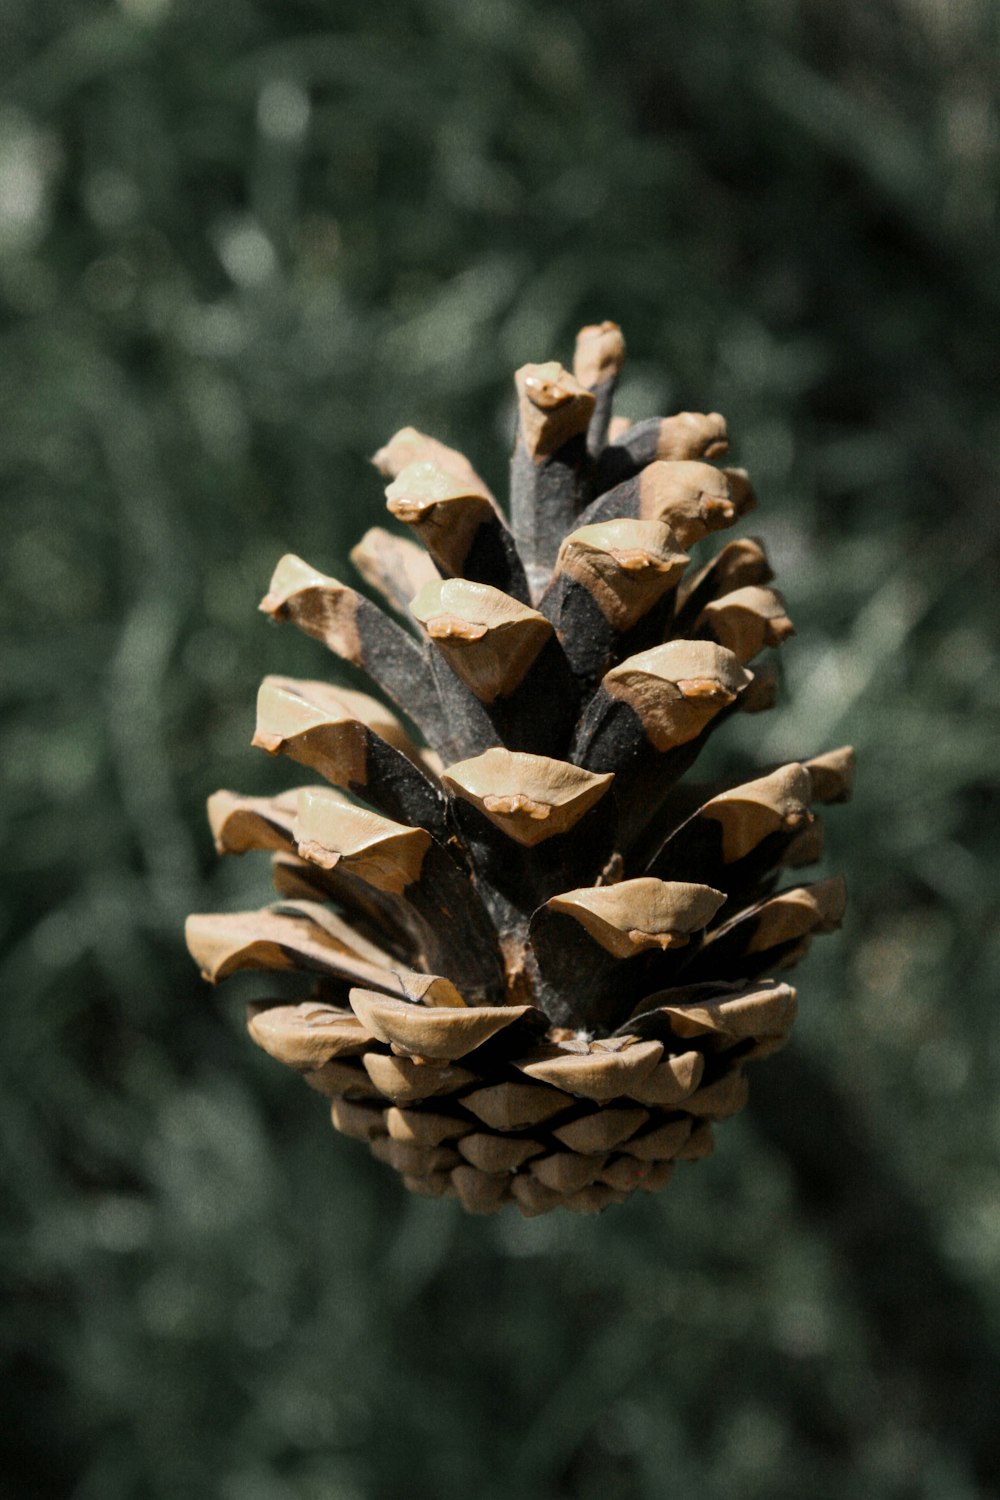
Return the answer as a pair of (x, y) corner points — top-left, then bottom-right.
(186, 321), (853, 1217)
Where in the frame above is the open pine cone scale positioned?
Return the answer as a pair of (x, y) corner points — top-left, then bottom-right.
(187, 320), (852, 1216)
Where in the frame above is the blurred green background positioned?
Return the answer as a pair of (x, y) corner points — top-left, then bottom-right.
(2, 1), (999, 1496)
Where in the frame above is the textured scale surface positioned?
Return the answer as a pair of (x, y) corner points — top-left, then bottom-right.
(186, 320), (853, 1216)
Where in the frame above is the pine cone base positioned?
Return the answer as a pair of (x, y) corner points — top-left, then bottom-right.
(247, 976), (789, 1214)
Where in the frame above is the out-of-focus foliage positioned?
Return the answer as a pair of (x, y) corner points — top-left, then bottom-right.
(2, 1), (999, 1496)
